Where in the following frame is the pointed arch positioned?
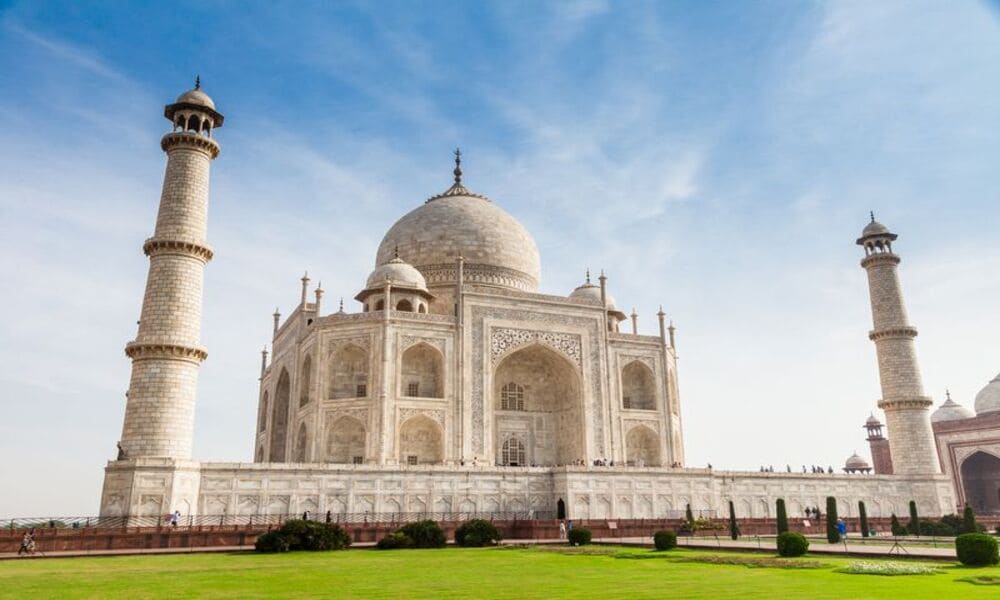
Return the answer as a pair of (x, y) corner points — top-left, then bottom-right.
(259, 391), (269, 432)
(398, 415), (443, 465)
(326, 415), (366, 464)
(299, 354), (313, 407)
(401, 342), (443, 398)
(622, 360), (656, 410)
(960, 450), (1000, 514)
(395, 298), (413, 312)
(625, 425), (661, 467)
(293, 422), (309, 462)
(328, 344), (369, 399)
(493, 343), (583, 466)
(269, 368), (290, 461)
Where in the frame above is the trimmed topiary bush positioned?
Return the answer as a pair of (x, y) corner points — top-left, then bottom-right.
(728, 500), (739, 540)
(776, 499), (788, 535)
(255, 530), (291, 553)
(685, 504), (694, 524)
(962, 504), (978, 535)
(398, 520), (446, 548)
(253, 520), (350, 553)
(825, 497), (840, 544)
(956, 533), (1000, 566)
(890, 513), (906, 536)
(776, 531), (809, 557)
(858, 501), (869, 538)
(568, 527), (592, 546)
(908, 500), (920, 537)
(653, 530), (677, 551)
(377, 531), (414, 550)
(455, 519), (502, 547)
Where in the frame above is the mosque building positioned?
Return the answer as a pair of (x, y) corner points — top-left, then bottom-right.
(102, 82), (975, 521)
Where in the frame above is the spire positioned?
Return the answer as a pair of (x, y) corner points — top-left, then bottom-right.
(195, 75), (201, 90)
(338, 297), (345, 313)
(453, 147), (463, 184)
(585, 268), (591, 284)
(300, 271), (310, 306)
(393, 245), (400, 260)
(870, 210), (875, 223)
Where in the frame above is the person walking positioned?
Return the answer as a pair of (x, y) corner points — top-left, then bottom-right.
(18, 529), (35, 556)
(836, 518), (848, 540)
(170, 510), (180, 527)
(559, 520), (567, 539)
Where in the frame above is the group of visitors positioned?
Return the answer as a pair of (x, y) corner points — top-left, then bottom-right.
(557, 520), (574, 539)
(17, 529), (36, 556)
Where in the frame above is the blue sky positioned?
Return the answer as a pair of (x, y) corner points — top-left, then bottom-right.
(1, 1), (999, 516)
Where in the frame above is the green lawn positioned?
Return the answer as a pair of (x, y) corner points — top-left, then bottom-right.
(2, 546), (998, 599)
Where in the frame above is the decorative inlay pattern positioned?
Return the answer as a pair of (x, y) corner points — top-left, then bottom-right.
(327, 336), (371, 352)
(401, 335), (446, 353)
(490, 327), (582, 368)
(620, 355), (656, 371)
(399, 408), (445, 425)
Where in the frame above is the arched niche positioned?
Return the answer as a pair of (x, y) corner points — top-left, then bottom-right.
(299, 354), (312, 407)
(398, 415), (443, 465)
(326, 416), (366, 464)
(493, 343), (583, 466)
(328, 344), (369, 399)
(622, 360), (656, 410)
(269, 369), (290, 461)
(293, 422), (309, 462)
(625, 425), (661, 467)
(401, 343), (443, 398)
(396, 298), (414, 312)
(259, 391), (269, 432)
(961, 450), (1000, 514)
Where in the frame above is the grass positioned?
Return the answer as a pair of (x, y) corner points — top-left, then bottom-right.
(2, 546), (999, 599)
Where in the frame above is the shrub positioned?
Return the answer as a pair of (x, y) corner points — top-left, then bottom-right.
(776, 532), (809, 557)
(398, 520), (446, 549)
(653, 530), (677, 551)
(278, 519), (351, 551)
(377, 531), (413, 550)
(858, 501), (869, 538)
(568, 528), (592, 546)
(728, 501), (739, 540)
(825, 497), (840, 544)
(253, 520), (350, 553)
(776, 499), (788, 535)
(890, 513), (906, 536)
(455, 519), (502, 547)
(962, 505), (978, 535)
(685, 504), (694, 524)
(956, 533), (1000, 567)
(255, 530), (291, 553)
(908, 501), (920, 537)
(918, 519), (955, 537)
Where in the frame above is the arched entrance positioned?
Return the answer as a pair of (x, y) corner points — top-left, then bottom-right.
(961, 451), (1000, 514)
(326, 416), (366, 464)
(268, 369), (290, 461)
(398, 415), (443, 465)
(557, 498), (566, 520)
(625, 425), (661, 466)
(493, 344), (583, 466)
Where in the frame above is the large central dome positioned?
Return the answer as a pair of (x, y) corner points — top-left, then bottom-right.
(375, 154), (541, 292)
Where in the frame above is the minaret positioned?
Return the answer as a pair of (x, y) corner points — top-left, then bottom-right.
(857, 215), (939, 475)
(118, 80), (223, 459)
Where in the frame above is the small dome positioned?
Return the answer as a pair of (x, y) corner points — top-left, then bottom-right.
(974, 373), (1000, 416)
(365, 256), (427, 292)
(176, 86), (216, 110)
(570, 280), (618, 311)
(861, 220), (889, 237)
(865, 414), (881, 427)
(932, 394), (975, 423)
(845, 453), (870, 470)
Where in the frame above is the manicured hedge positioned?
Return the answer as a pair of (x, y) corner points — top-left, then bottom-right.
(955, 533), (999, 566)
(399, 520), (447, 548)
(376, 531), (413, 550)
(653, 530), (677, 551)
(254, 520), (351, 553)
(568, 528), (592, 546)
(455, 519), (502, 547)
(776, 531), (809, 557)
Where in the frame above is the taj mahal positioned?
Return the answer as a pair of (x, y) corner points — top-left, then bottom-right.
(99, 82), (1000, 522)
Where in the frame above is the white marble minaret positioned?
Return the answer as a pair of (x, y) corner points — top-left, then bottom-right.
(857, 215), (939, 475)
(118, 80), (223, 459)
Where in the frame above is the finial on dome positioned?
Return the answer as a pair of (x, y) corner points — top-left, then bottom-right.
(453, 148), (463, 184)
(870, 211), (875, 223)
(338, 297), (345, 313)
(585, 268), (591, 284)
(946, 388), (952, 401)
(195, 75), (201, 90)
(394, 245), (400, 259)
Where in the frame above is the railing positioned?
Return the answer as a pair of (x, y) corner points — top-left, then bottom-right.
(3, 511), (559, 531)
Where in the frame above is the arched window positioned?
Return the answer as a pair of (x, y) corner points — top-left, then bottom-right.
(326, 416), (366, 464)
(396, 299), (413, 312)
(299, 355), (312, 407)
(621, 361), (656, 410)
(401, 343), (443, 398)
(500, 383), (524, 411)
(186, 114), (200, 132)
(502, 438), (526, 466)
(398, 415), (443, 465)
(375, 299), (385, 311)
(418, 303), (427, 313)
(293, 423), (308, 462)
(328, 344), (368, 399)
(259, 391), (269, 432)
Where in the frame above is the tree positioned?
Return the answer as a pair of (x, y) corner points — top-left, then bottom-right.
(890, 513), (906, 536)
(685, 503), (694, 524)
(962, 504), (977, 534)
(908, 501), (920, 537)
(825, 496), (840, 544)
(728, 500), (739, 540)
(858, 501), (869, 538)
(776, 499), (788, 535)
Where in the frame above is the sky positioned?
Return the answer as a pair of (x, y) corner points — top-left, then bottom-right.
(1, 0), (999, 517)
